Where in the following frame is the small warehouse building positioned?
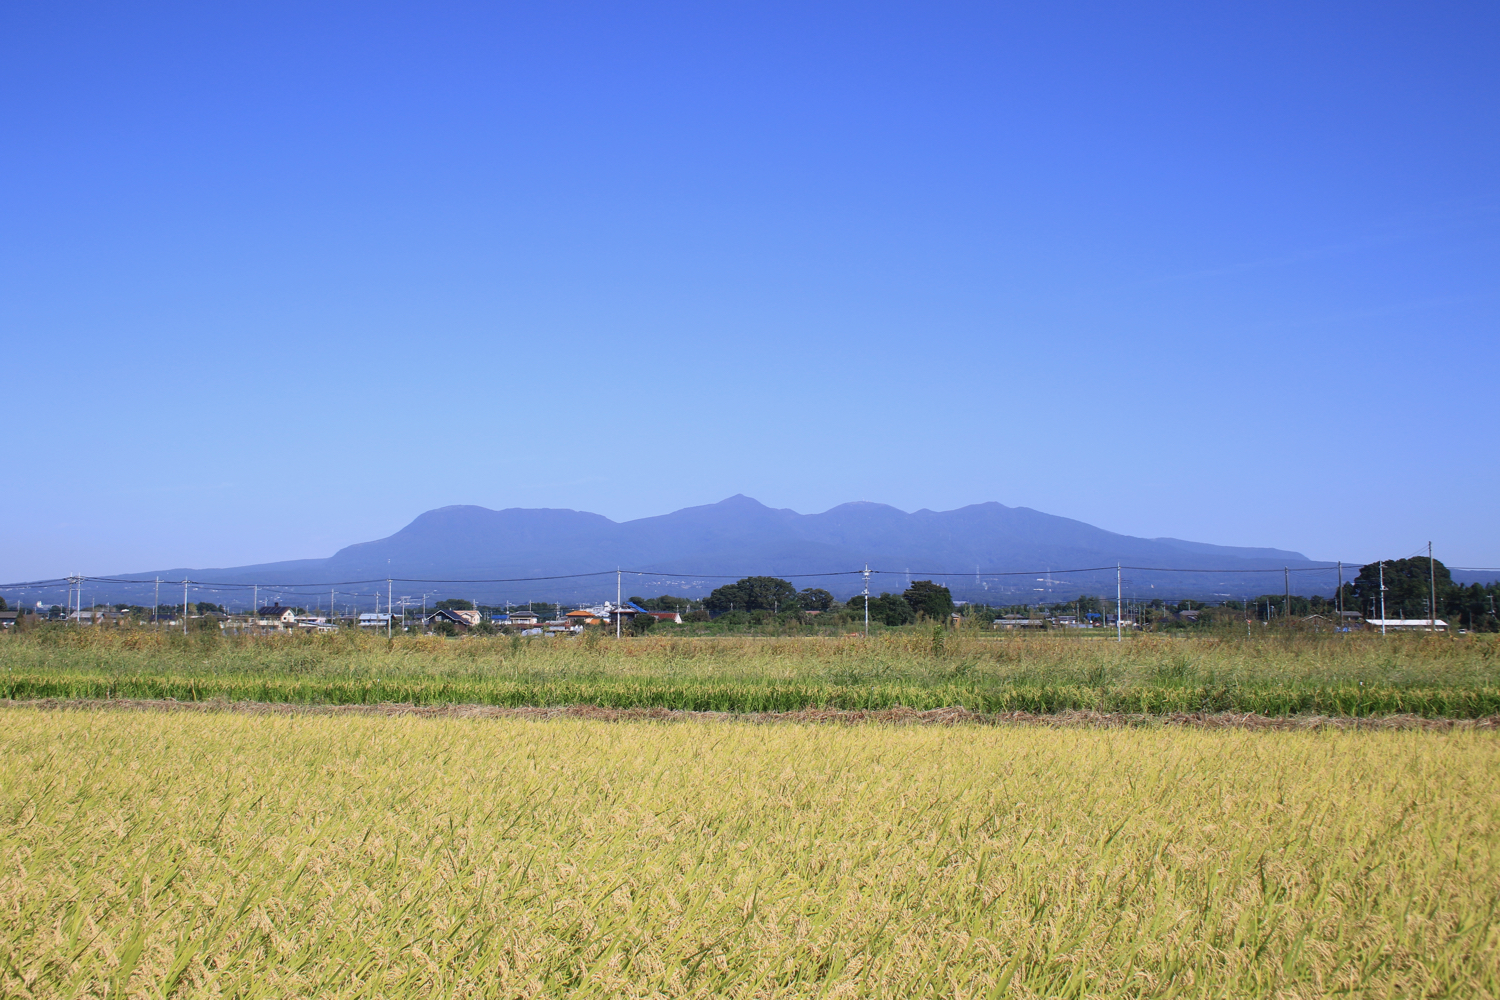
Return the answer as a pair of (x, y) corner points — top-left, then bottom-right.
(1364, 618), (1447, 632)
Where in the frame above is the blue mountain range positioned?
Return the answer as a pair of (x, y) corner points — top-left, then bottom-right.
(118, 495), (1340, 603)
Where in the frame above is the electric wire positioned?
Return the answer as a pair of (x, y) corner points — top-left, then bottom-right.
(2, 561), (1365, 592)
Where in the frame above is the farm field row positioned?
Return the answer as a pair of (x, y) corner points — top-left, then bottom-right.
(2, 628), (1498, 717)
(2, 709), (1496, 998)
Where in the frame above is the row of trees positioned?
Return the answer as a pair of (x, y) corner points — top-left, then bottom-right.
(1344, 558), (1499, 630)
(696, 577), (957, 624)
(23, 601), (232, 620)
(14, 557), (1495, 633)
(635, 560), (1497, 632)
(1218, 560), (1500, 632)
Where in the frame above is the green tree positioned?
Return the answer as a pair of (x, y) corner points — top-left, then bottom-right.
(0, 596), (7, 611)
(1455, 582), (1500, 632)
(797, 588), (834, 611)
(1352, 559), (1453, 619)
(628, 594), (701, 612)
(434, 599), (475, 611)
(903, 580), (954, 621)
(704, 577), (799, 613)
(869, 592), (916, 626)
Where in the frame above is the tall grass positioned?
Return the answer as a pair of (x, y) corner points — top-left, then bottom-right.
(1, 709), (1496, 997)
(2, 626), (1498, 716)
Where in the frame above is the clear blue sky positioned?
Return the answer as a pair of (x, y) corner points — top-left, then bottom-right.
(3, 1), (1497, 581)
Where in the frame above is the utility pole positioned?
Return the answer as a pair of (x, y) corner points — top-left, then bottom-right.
(154, 577), (160, 631)
(183, 580), (189, 636)
(1116, 563), (1122, 642)
(1283, 567), (1290, 629)
(616, 569), (622, 639)
(863, 565), (870, 638)
(388, 579), (393, 638)
(1428, 541), (1437, 635)
(1336, 562), (1342, 618)
(1379, 561), (1387, 635)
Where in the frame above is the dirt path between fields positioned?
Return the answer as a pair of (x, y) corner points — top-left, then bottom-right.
(4, 698), (1498, 730)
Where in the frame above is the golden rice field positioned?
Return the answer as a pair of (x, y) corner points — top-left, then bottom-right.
(2, 709), (1498, 998)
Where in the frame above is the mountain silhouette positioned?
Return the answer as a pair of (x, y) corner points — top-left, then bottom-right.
(113, 495), (1338, 604)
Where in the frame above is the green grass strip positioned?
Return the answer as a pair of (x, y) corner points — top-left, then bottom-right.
(5, 673), (1499, 717)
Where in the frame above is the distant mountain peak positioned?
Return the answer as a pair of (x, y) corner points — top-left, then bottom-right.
(110, 495), (1336, 602)
(822, 500), (907, 513)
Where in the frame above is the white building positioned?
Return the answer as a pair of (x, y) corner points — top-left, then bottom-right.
(1365, 618), (1447, 632)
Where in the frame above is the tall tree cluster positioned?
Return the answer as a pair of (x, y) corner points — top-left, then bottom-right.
(1348, 558), (1500, 629)
(702, 576), (956, 622)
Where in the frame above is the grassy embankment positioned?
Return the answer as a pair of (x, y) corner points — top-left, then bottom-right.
(2, 626), (1497, 716)
(2, 709), (1496, 997)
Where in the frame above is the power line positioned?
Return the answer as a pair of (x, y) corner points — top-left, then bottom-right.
(0, 562), (1373, 595)
(868, 564), (1345, 578)
(11, 551), (1500, 601)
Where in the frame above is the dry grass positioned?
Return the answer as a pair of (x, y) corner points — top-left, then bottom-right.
(2, 709), (1498, 997)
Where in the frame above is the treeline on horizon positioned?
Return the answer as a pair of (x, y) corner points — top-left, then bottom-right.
(9, 557), (1497, 633)
(593, 559), (1498, 632)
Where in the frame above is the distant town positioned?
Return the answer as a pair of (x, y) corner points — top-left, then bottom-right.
(5, 561), (1495, 633)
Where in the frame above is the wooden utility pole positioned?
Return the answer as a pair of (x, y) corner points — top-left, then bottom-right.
(1429, 542), (1437, 634)
(1284, 567), (1290, 629)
